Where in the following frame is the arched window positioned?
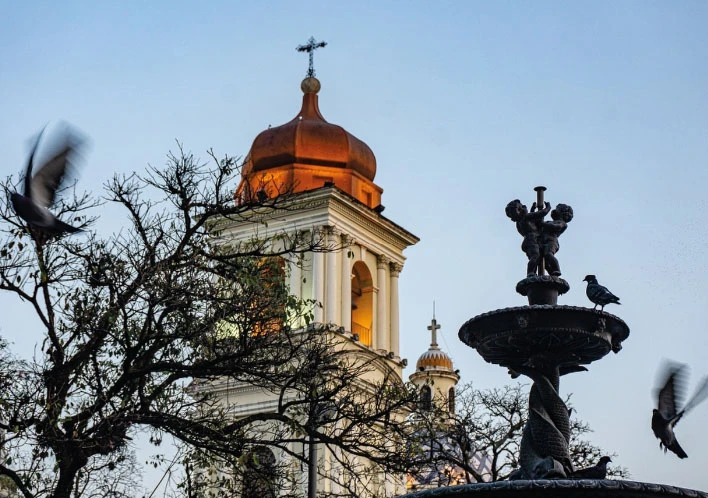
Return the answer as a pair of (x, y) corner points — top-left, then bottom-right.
(420, 385), (432, 411)
(351, 261), (373, 346)
(242, 446), (276, 498)
(448, 387), (456, 415)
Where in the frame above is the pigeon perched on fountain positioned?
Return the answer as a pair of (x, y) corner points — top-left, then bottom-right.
(10, 124), (84, 236)
(571, 456), (612, 479)
(583, 275), (620, 311)
(652, 362), (708, 459)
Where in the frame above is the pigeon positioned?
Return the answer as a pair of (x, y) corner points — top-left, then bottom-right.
(583, 275), (620, 311)
(652, 362), (708, 459)
(571, 456), (611, 479)
(10, 125), (83, 235)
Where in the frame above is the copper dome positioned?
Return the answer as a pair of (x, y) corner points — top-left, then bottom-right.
(236, 77), (382, 208)
(243, 78), (376, 180)
(416, 348), (454, 371)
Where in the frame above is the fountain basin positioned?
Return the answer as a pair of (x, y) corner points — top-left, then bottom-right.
(402, 480), (708, 498)
(459, 306), (629, 368)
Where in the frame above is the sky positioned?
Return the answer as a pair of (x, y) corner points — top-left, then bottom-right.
(2, 0), (708, 492)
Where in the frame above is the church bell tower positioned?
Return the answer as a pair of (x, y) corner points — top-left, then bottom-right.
(232, 71), (418, 372)
(213, 42), (419, 497)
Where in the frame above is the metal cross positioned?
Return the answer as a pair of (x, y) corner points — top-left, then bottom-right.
(297, 36), (327, 78)
(427, 303), (441, 347)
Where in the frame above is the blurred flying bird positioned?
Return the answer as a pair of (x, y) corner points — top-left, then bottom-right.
(652, 362), (708, 459)
(571, 456), (611, 479)
(583, 275), (620, 311)
(10, 124), (84, 235)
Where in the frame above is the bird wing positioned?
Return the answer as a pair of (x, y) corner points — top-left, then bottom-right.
(586, 284), (602, 302)
(29, 145), (74, 208)
(22, 127), (47, 198)
(655, 364), (687, 420)
(572, 464), (602, 479)
(605, 288), (619, 301)
(595, 285), (619, 302)
(587, 283), (611, 301)
(682, 375), (708, 415)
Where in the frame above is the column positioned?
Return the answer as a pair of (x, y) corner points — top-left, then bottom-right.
(324, 227), (339, 324)
(340, 234), (352, 331)
(312, 228), (325, 324)
(376, 255), (389, 351)
(389, 262), (402, 356)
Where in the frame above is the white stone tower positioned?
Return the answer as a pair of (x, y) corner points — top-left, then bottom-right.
(409, 311), (460, 416)
(212, 72), (418, 497)
(231, 73), (419, 367)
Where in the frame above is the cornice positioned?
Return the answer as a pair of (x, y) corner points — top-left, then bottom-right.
(219, 187), (419, 252)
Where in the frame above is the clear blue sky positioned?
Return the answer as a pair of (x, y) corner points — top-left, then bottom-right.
(2, 1), (708, 491)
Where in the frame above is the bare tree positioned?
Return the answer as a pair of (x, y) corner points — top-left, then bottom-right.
(407, 382), (629, 487)
(0, 146), (414, 498)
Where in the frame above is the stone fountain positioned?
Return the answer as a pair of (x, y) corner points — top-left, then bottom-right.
(402, 187), (707, 498)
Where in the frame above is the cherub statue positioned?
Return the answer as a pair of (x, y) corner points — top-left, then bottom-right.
(505, 199), (550, 276)
(541, 203), (573, 276)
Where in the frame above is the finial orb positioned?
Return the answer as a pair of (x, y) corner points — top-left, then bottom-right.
(301, 77), (321, 94)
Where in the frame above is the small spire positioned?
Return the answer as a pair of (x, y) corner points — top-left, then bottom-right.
(296, 36), (327, 78)
(427, 301), (441, 348)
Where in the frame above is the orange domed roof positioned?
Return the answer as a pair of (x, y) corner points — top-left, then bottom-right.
(243, 77), (376, 180)
(236, 77), (383, 208)
(416, 348), (454, 371)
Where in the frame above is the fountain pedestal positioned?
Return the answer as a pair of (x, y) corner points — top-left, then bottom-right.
(459, 301), (629, 479)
